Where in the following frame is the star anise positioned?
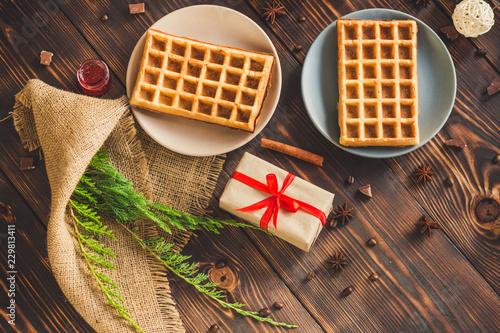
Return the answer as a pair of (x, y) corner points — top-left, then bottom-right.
(415, 215), (441, 237)
(414, 164), (435, 184)
(332, 202), (354, 226)
(328, 253), (347, 271)
(262, 1), (285, 24)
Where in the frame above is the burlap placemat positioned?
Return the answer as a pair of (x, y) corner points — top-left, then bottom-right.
(12, 79), (225, 332)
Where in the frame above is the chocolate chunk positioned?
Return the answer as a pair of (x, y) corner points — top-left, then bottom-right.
(369, 273), (379, 282)
(346, 175), (355, 185)
(298, 16), (306, 22)
(293, 45), (302, 52)
(259, 307), (271, 317)
(208, 324), (219, 333)
(19, 157), (36, 170)
(358, 184), (372, 198)
(101, 14), (109, 22)
(40, 51), (53, 66)
(493, 154), (500, 164)
(476, 48), (487, 56)
(446, 138), (467, 149)
(342, 286), (354, 296)
(441, 26), (459, 41)
(366, 238), (377, 247)
(487, 77), (500, 96)
(274, 301), (284, 309)
(444, 177), (454, 187)
(129, 3), (145, 14)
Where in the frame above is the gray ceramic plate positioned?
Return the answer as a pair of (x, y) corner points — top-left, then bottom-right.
(301, 9), (456, 158)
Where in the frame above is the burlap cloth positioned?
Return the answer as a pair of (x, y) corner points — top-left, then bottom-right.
(12, 79), (225, 332)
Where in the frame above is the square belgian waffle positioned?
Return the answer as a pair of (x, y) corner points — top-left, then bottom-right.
(337, 19), (419, 146)
(130, 29), (275, 132)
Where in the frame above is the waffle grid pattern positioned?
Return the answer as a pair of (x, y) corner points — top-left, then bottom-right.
(337, 19), (419, 146)
(130, 29), (275, 132)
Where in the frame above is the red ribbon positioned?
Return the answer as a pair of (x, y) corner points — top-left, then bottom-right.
(232, 171), (326, 231)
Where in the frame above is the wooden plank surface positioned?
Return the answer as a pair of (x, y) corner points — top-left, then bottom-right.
(170, 226), (323, 333)
(0, 0), (499, 332)
(0, 1), (324, 331)
(0, 169), (93, 332)
(0, 0), (123, 223)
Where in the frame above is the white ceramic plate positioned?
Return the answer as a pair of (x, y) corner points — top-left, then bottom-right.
(302, 9), (456, 158)
(126, 5), (282, 156)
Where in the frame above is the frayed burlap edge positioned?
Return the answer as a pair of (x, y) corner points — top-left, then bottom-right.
(12, 88), (41, 152)
(111, 114), (189, 330)
(11, 80), (224, 332)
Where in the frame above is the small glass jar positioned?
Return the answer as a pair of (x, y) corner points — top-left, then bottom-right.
(76, 59), (111, 96)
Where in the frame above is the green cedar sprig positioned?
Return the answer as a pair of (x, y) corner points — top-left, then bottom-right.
(69, 151), (297, 331)
(68, 202), (144, 333)
(72, 150), (266, 235)
(121, 227), (298, 329)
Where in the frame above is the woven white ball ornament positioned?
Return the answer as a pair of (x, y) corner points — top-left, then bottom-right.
(452, 0), (495, 37)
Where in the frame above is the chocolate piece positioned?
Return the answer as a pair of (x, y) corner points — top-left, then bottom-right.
(475, 48), (487, 56)
(101, 14), (109, 22)
(346, 175), (355, 185)
(487, 77), (500, 96)
(274, 301), (284, 309)
(369, 273), (379, 281)
(445, 138), (467, 148)
(259, 307), (271, 317)
(19, 157), (36, 170)
(298, 16), (306, 22)
(208, 324), (219, 333)
(129, 3), (145, 14)
(444, 177), (454, 187)
(358, 184), (372, 198)
(40, 51), (53, 66)
(215, 260), (226, 268)
(306, 271), (315, 280)
(441, 26), (459, 41)
(493, 154), (500, 164)
(293, 45), (302, 52)
(366, 238), (377, 247)
(342, 286), (354, 296)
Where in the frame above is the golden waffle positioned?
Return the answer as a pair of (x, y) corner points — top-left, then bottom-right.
(129, 29), (275, 132)
(337, 19), (419, 146)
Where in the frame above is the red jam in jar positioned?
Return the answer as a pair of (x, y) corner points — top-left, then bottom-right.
(77, 59), (111, 96)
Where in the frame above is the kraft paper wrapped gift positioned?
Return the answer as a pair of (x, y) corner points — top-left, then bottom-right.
(219, 153), (335, 252)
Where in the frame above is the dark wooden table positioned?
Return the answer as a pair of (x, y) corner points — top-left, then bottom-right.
(1, 0), (499, 332)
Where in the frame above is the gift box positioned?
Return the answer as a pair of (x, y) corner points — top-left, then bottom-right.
(219, 153), (335, 252)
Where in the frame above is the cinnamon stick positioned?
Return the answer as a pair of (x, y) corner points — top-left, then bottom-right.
(260, 138), (324, 166)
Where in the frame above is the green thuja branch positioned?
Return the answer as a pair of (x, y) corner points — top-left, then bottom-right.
(68, 203), (144, 333)
(72, 150), (266, 235)
(69, 151), (296, 331)
(119, 224), (298, 329)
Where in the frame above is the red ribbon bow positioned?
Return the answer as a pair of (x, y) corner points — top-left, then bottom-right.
(232, 171), (326, 230)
